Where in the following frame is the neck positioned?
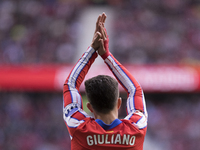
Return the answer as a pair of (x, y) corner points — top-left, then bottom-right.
(95, 110), (118, 125)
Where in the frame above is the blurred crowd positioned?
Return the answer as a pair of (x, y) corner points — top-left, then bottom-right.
(111, 0), (200, 64)
(0, 0), (200, 64)
(0, 0), (84, 64)
(0, 92), (200, 150)
(146, 93), (200, 150)
(0, 92), (70, 150)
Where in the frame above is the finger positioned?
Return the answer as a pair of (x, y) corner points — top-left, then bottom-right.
(100, 25), (106, 40)
(96, 31), (102, 39)
(95, 15), (102, 33)
(99, 24), (107, 41)
(101, 13), (107, 26)
(93, 31), (102, 43)
(100, 13), (105, 24)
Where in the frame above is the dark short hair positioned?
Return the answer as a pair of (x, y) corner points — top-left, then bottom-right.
(84, 75), (119, 114)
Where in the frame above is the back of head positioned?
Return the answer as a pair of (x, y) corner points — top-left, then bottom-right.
(84, 75), (119, 114)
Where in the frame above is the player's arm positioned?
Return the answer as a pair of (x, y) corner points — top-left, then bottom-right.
(63, 45), (97, 114)
(98, 22), (147, 129)
(63, 16), (102, 137)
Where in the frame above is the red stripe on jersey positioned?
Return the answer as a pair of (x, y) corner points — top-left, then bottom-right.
(63, 85), (72, 107)
(133, 87), (144, 112)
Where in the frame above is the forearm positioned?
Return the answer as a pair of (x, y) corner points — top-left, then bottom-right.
(103, 53), (147, 115)
(104, 53), (139, 94)
(63, 47), (98, 108)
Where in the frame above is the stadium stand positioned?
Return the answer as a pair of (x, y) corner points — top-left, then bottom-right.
(0, 0), (200, 150)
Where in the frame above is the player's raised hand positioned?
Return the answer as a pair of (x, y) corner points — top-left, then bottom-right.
(98, 15), (110, 58)
(91, 13), (105, 50)
(97, 24), (107, 55)
(94, 12), (106, 36)
(91, 12), (110, 57)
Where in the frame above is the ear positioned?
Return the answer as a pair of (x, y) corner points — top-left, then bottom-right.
(117, 97), (122, 110)
(87, 102), (94, 113)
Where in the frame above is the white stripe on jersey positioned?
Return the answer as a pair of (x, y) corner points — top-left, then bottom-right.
(128, 95), (135, 113)
(142, 91), (148, 117)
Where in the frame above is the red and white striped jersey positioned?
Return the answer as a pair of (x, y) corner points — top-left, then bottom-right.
(63, 47), (148, 150)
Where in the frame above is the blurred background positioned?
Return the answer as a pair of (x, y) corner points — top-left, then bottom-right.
(0, 0), (200, 150)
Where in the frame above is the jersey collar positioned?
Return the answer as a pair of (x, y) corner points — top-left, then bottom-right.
(95, 119), (122, 130)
